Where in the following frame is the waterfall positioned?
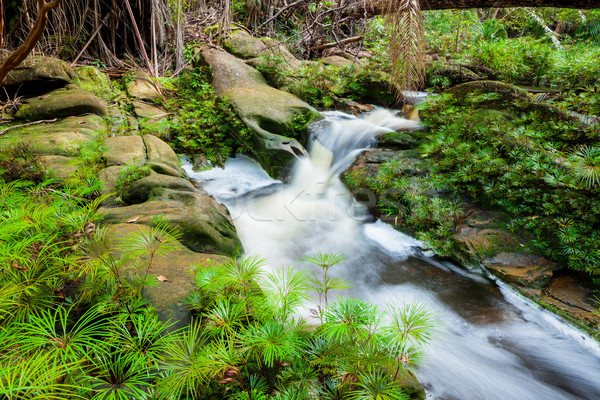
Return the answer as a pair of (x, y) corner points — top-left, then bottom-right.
(184, 109), (600, 400)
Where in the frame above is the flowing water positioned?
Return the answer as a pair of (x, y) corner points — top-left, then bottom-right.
(183, 110), (600, 400)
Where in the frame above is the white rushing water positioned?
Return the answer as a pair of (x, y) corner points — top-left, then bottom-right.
(183, 109), (600, 400)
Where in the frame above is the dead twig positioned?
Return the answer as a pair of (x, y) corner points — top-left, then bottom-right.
(0, 118), (58, 136)
(309, 35), (363, 51)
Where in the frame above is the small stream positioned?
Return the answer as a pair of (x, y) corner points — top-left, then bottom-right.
(183, 110), (600, 400)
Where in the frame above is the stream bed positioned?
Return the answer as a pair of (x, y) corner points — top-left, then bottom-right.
(183, 110), (600, 400)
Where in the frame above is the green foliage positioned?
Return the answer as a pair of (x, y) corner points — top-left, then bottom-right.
(159, 67), (252, 165)
(419, 92), (600, 275)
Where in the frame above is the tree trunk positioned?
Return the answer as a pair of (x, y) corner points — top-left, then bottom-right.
(342, 0), (600, 18)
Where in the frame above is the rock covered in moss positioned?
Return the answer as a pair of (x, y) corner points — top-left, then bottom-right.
(75, 66), (113, 99)
(4, 55), (75, 88)
(15, 85), (108, 120)
(126, 70), (162, 101)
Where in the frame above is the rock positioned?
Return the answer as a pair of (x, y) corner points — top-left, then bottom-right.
(260, 38), (302, 70)
(322, 55), (353, 67)
(126, 70), (162, 101)
(99, 165), (123, 195)
(122, 174), (195, 204)
(98, 190), (242, 256)
(199, 48), (267, 94)
(541, 275), (600, 328)
(222, 85), (321, 141)
(143, 134), (180, 170)
(145, 161), (185, 178)
(378, 131), (419, 149)
(75, 66), (113, 99)
(2, 115), (105, 156)
(223, 30), (269, 59)
(133, 100), (168, 132)
(43, 155), (77, 181)
(4, 55), (75, 89)
(109, 223), (230, 329)
(200, 47), (321, 175)
(104, 135), (146, 167)
(15, 86), (108, 120)
(484, 252), (558, 289)
(343, 100), (374, 116)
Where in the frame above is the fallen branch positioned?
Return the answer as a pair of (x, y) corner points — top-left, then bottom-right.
(0, 118), (57, 136)
(71, 13), (111, 66)
(309, 35), (363, 51)
(256, 0), (306, 31)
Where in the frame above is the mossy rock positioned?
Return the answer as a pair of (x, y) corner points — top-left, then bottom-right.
(98, 190), (242, 256)
(75, 66), (113, 100)
(321, 55), (353, 68)
(4, 55), (75, 90)
(15, 86), (108, 120)
(222, 30), (269, 59)
(122, 174), (195, 204)
(143, 134), (181, 171)
(43, 155), (77, 182)
(126, 70), (162, 101)
(104, 135), (146, 167)
(109, 223), (230, 330)
(2, 115), (105, 157)
(199, 48), (267, 94)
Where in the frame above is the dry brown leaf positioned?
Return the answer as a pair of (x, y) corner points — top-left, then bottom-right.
(126, 216), (140, 223)
(157, 275), (171, 282)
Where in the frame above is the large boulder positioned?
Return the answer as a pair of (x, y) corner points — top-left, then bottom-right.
(223, 30), (269, 59)
(200, 48), (267, 94)
(143, 134), (181, 171)
(126, 70), (162, 101)
(98, 189), (242, 256)
(4, 55), (75, 92)
(75, 66), (113, 100)
(104, 135), (146, 167)
(15, 86), (108, 120)
(199, 47), (321, 175)
(1, 115), (105, 156)
(122, 174), (195, 204)
(109, 223), (230, 329)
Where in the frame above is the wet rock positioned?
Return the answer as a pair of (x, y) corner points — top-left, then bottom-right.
(541, 275), (600, 329)
(104, 135), (146, 167)
(222, 85), (320, 141)
(2, 115), (105, 156)
(98, 190), (242, 256)
(200, 47), (320, 176)
(378, 131), (419, 149)
(484, 252), (558, 289)
(15, 86), (108, 120)
(75, 66), (113, 100)
(143, 134), (180, 170)
(343, 100), (374, 116)
(122, 174), (196, 204)
(126, 70), (161, 101)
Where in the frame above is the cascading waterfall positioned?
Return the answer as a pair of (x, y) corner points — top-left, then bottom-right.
(184, 109), (600, 400)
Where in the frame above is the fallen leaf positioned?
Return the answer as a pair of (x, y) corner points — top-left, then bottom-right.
(126, 216), (140, 223)
(157, 275), (171, 282)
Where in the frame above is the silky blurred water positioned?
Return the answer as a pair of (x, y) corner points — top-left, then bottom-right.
(183, 110), (600, 400)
